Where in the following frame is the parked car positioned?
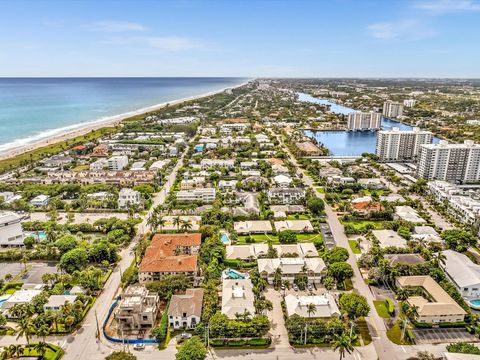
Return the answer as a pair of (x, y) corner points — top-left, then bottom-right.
(179, 333), (192, 339)
(293, 284), (299, 291)
(133, 344), (145, 351)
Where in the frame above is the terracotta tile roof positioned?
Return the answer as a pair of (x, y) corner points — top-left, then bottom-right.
(139, 233), (201, 273)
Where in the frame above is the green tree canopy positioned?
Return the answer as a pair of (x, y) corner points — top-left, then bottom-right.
(176, 337), (207, 360)
(338, 293), (370, 319)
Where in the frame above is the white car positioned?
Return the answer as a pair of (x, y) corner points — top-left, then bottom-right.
(133, 343), (145, 350)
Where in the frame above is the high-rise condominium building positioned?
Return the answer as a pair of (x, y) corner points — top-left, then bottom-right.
(375, 127), (433, 162)
(383, 100), (404, 118)
(403, 99), (416, 107)
(347, 112), (382, 131)
(417, 140), (480, 183)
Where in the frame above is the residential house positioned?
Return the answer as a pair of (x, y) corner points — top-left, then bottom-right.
(273, 174), (293, 187)
(118, 188), (142, 209)
(226, 243), (318, 260)
(30, 194), (49, 207)
(234, 220), (273, 234)
(90, 158), (108, 171)
(372, 230), (408, 249)
(394, 206), (426, 223)
(274, 220), (314, 233)
(44, 295), (77, 312)
(285, 293), (340, 318)
(168, 288), (204, 329)
(176, 188), (216, 203)
(441, 250), (480, 298)
(221, 278), (255, 319)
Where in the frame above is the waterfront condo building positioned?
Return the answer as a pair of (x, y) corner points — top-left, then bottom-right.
(375, 127), (433, 162)
(347, 111), (382, 131)
(417, 140), (480, 183)
(382, 100), (404, 118)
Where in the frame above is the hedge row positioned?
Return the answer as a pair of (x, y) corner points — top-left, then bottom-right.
(209, 338), (271, 348)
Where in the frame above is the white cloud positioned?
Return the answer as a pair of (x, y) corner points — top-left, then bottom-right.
(103, 36), (203, 52)
(88, 20), (146, 32)
(415, 0), (480, 14)
(367, 19), (436, 41)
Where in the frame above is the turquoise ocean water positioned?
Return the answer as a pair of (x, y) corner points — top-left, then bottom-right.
(0, 77), (247, 154)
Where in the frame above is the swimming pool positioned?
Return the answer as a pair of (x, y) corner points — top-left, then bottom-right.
(467, 299), (480, 310)
(223, 269), (246, 280)
(220, 233), (230, 245)
(27, 231), (47, 240)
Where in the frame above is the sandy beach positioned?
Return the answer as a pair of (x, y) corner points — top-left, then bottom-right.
(0, 80), (251, 161)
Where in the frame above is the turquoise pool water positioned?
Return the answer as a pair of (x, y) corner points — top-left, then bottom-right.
(220, 233), (230, 244)
(225, 270), (245, 279)
(469, 299), (480, 306)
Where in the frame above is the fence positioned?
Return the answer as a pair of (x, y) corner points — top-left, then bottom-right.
(103, 298), (160, 344)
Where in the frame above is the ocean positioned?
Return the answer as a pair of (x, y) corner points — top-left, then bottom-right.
(0, 77), (247, 154)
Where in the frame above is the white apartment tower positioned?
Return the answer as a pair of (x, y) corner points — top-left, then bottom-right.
(347, 112), (382, 131)
(375, 127), (433, 162)
(383, 101), (404, 118)
(417, 140), (480, 183)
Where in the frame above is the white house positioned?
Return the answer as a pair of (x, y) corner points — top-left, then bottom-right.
(273, 174), (293, 187)
(30, 194), (49, 207)
(285, 293), (340, 318)
(0, 212), (24, 247)
(221, 278), (255, 319)
(44, 295), (77, 312)
(168, 288), (204, 329)
(441, 250), (480, 298)
(89, 158), (108, 171)
(118, 188), (142, 209)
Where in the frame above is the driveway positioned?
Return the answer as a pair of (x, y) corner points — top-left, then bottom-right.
(264, 287), (290, 349)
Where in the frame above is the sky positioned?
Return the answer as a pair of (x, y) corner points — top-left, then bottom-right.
(1, 0), (480, 77)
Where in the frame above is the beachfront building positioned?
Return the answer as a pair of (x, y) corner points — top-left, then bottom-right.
(417, 140), (480, 183)
(375, 127), (433, 162)
(347, 112), (382, 131)
(168, 288), (204, 329)
(0, 212), (24, 248)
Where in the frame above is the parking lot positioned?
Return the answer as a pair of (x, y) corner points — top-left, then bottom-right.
(320, 223), (335, 250)
(0, 261), (58, 283)
(412, 328), (478, 344)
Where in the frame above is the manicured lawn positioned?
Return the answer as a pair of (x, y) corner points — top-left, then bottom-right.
(374, 301), (391, 318)
(341, 220), (385, 230)
(316, 187), (325, 194)
(72, 164), (90, 172)
(237, 233), (323, 245)
(386, 321), (413, 345)
(22, 343), (64, 360)
(348, 240), (361, 254)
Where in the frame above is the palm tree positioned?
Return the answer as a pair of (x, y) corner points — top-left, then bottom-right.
(157, 218), (166, 233)
(173, 216), (182, 231)
(17, 317), (33, 345)
(35, 323), (50, 343)
(180, 220), (193, 232)
(147, 213), (158, 232)
(33, 341), (48, 358)
(307, 303), (317, 318)
(396, 288), (410, 301)
(333, 333), (356, 360)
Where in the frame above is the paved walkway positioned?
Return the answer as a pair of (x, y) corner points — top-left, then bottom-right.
(265, 287), (290, 349)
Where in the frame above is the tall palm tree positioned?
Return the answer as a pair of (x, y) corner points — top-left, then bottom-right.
(16, 317), (33, 345)
(33, 341), (48, 358)
(333, 333), (356, 360)
(173, 216), (182, 231)
(157, 218), (166, 233)
(307, 303), (317, 318)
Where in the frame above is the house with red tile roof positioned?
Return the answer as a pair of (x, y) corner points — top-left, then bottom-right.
(139, 233), (201, 283)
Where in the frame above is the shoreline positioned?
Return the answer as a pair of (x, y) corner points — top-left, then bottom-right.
(0, 79), (252, 161)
